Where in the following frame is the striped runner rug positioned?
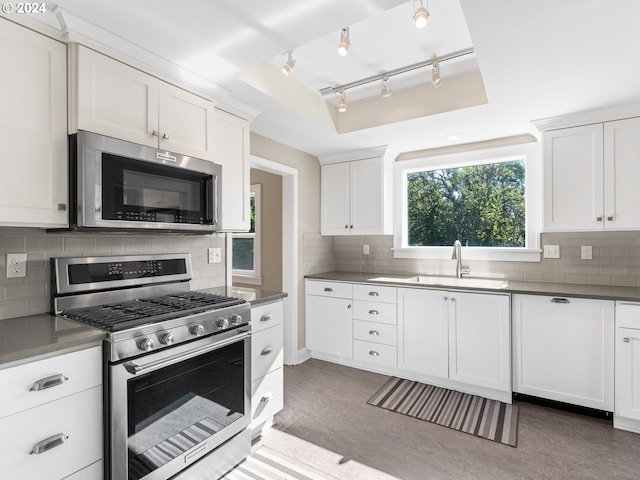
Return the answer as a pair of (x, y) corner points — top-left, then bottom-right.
(367, 377), (519, 447)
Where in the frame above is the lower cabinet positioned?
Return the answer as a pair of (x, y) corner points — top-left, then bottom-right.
(512, 294), (614, 411)
(615, 303), (640, 433)
(398, 288), (511, 397)
(0, 346), (103, 480)
(250, 300), (284, 437)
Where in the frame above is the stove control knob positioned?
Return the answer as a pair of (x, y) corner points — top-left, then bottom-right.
(138, 337), (154, 352)
(190, 324), (205, 336)
(229, 314), (243, 326)
(215, 318), (230, 329)
(159, 332), (174, 345)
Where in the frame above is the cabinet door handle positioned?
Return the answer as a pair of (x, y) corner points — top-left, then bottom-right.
(345, 225), (349, 229)
(369, 351), (380, 357)
(151, 130), (159, 137)
(31, 433), (68, 454)
(607, 216), (614, 221)
(30, 374), (68, 392)
(57, 203), (67, 211)
(260, 346), (274, 356)
(623, 338), (630, 343)
(260, 314), (273, 322)
(162, 133), (169, 140)
(551, 298), (570, 304)
(368, 309), (379, 315)
(368, 291), (379, 297)
(449, 298), (455, 303)
(369, 330), (380, 336)
(442, 296), (448, 302)
(350, 225), (354, 229)
(324, 287), (333, 292)
(596, 216), (603, 221)
(347, 304), (352, 309)
(260, 393), (274, 403)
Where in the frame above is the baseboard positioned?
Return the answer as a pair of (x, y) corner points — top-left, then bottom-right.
(295, 348), (311, 364)
(614, 415), (640, 434)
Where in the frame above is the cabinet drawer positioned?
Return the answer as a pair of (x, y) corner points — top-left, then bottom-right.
(306, 280), (352, 299)
(353, 340), (397, 368)
(353, 320), (397, 346)
(352, 300), (396, 325)
(0, 386), (102, 480)
(0, 346), (102, 420)
(251, 367), (283, 428)
(251, 324), (283, 381)
(353, 284), (396, 303)
(251, 300), (283, 334)
(64, 460), (102, 480)
(618, 304), (640, 329)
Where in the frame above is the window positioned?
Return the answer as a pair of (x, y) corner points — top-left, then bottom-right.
(394, 143), (540, 262)
(232, 184), (262, 284)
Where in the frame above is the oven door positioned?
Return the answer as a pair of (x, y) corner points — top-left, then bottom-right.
(108, 328), (250, 480)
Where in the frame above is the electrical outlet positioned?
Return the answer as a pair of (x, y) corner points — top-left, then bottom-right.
(208, 247), (221, 264)
(6, 253), (27, 278)
(543, 245), (560, 259)
(581, 245), (593, 260)
(363, 244), (370, 255)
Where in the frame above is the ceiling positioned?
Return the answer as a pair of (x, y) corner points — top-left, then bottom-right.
(23, 0), (640, 158)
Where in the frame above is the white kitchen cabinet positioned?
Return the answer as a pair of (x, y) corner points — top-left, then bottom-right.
(614, 303), (640, 434)
(398, 288), (510, 395)
(0, 18), (68, 227)
(305, 280), (353, 359)
(73, 45), (215, 160)
(319, 146), (396, 235)
(512, 294), (614, 411)
(250, 300), (284, 437)
(541, 116), (640, 231)
(0, 346), (102, 480)
(213, 108), (251, 231)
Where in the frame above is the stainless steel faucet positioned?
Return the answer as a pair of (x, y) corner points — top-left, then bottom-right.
(452, 240), (469, 278)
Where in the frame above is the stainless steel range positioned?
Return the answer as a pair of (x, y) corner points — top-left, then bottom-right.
(51, 253), (251, 480)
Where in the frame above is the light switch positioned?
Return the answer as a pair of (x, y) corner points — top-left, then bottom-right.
(363, 244), (370, 255)
(208, 247), (222, 264)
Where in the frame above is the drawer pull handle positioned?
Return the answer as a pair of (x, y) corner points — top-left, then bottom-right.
(261, 393), (274, 403)
(623, 338), (630, 343)
(596, 216), (603, 221)
(261, 346), (274, 356)
(31, 433), (68, 454)
(324, 287), (334, 292)
(551, 298), (570, 304)
(369, 351), (380, 357)
(368, 309), (379, 315)
(30, 374), (68, 392)
(368, 291), (379, 297)
(369, 330), (380, 336)
(260, 314), (273, 322)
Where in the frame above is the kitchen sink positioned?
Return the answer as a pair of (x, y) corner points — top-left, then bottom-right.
(368, 275), (508, 289)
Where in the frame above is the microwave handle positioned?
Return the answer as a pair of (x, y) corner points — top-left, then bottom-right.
(205, 176), (217, 226)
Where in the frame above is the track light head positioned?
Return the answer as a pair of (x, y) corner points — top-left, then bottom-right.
(381, 77), (392, 98)
(337, 27), (350, 56)
(282, 50), (295, 76)
(414, 0), (429, 28)
(337, 91), (347, 112)
(430, 59), (442, 87)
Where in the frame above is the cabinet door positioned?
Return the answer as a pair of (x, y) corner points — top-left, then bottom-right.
(543, 124), (604, 231)
(397, 288), (448, 378)
(0, 19), (68, 227)
(350, 158), (383, 234)
(513, 294), (614, 410)
(617, 328), (640, 421)
(213, 108), (250, 231)
(158, 84), (214, 160)
(305, 295), (352, 359)
(321, 162), (350, 235)
(604, 117), (640, 230)
(76, 46), (159, 147)
(448, 292), (510, 392)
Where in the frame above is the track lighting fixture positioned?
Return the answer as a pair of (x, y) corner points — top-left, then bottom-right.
(430, 58), (442, 87)
(413, 0), (429, 29)
(281, 50), (295, 76)
(381, 77), (392, 98)
(337, 91), (347, 112)
(337, 27), (350, 56)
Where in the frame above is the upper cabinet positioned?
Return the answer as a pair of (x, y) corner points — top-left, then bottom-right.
(320, 146), (397, 235)
(0, 19), (68, 227)
(537, 106), (640, 231)
(72, 45), (215, 160)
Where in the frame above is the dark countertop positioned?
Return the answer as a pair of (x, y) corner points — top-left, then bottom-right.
(198, 285), (287, 306)
(305, 271), (640, 302)
(0, 313), (105, 369)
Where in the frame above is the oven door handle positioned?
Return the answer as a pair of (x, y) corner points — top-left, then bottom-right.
(123, 331), (250, 375)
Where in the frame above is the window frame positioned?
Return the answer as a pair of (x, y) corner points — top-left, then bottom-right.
(393, 142), (541, 262)
(232, 184), (263, 285)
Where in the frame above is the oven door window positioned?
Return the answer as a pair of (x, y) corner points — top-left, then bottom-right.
(126, 340), (245, 480)
(101, 153), (213, 225)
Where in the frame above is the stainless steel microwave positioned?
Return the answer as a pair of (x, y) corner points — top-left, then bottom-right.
(67, 131), (221, 233)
